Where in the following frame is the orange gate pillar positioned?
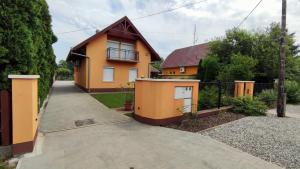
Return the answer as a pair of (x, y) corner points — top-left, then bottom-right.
(8, 75), (40, 155)
(234, 81), (255, 98)
(244, 81), (255, 98)
(234, 81), (245, 98)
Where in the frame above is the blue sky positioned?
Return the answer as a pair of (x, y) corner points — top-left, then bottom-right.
(46, 0), (300, 62)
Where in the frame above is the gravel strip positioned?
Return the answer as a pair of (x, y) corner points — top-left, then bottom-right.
(200, 116), (300, 169)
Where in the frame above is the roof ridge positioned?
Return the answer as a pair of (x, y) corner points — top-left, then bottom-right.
(175, 42), (209, 51)
(161, 42), (209, 68)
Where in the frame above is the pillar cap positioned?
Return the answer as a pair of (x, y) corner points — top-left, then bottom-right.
(8, 75), (40, 79)
(234, 80), (255, 83)
(136, 78), (200, 82)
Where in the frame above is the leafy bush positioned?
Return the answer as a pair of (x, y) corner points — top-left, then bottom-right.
(257, 89), (277, 108)
(125, 92), (134, 103)
(197, 55), (220, 82)
(231, 97), (267, 116)
(221, 95), (234, 106)
(198, 86), (219, 110)
(284, 80), (300, 103)
(217, 53), (257, 82)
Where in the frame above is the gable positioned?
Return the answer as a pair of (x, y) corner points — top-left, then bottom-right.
(67, 16), (160, 62)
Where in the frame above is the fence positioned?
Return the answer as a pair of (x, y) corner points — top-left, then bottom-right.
(253, 83), (275, 95)
(198, 81), (274, 111)
(0, 90), (12, 146)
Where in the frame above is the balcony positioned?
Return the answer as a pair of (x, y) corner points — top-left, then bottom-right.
(106, 47), (139, 63)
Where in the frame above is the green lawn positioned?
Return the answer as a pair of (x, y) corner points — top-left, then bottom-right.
(92, 93), (132, 108)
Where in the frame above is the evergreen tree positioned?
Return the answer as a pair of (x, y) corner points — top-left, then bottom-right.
(0, 0), (57, 105)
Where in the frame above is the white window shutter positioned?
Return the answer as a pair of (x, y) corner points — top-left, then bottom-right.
(129, 68), (137, 82)
(103, 68), (114, 82)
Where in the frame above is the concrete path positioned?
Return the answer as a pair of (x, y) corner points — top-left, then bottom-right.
(18, 81), (282, 169)
(39, 81), (130, 133)
(267, 104), (300, 118)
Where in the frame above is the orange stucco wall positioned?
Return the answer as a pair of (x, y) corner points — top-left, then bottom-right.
(75, 33), (152, 90)
(11, 77), (38, 145)
(162, 66), (198, 76)
(74, 58), (88, 88)
(135, 79), (199, 120)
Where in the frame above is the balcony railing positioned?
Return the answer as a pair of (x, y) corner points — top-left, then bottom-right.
(107, 47), (139, 62)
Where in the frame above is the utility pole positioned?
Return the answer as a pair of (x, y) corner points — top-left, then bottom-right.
(277, 0), (287, 117)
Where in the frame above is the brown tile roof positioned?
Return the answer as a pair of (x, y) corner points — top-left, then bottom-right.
(67, 16), (160, 61)
(161, 43), (209, 68)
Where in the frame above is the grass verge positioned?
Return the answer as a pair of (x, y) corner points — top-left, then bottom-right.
(92, 92), (131, 108)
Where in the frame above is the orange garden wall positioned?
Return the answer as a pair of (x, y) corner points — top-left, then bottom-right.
(134, 78), (199, 125)
(75, 33), (152, 91)
(74, 58), (88, 89)
(8, 75), (39, 155)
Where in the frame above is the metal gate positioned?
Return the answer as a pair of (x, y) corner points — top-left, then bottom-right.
(0, 90), (12, 146)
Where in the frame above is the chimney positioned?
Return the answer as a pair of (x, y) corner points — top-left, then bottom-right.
(95, 29), (100, 34)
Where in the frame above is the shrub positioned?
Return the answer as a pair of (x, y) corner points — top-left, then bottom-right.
(198, 86), (219, 110)
(257, 89), (277, 108)
(125, 92), (134, 103)
(284, 80), (300, 104)
(231, 97), (267, 116)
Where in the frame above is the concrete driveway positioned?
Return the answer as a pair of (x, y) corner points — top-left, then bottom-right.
(39, 81), (130, 133)
(267, 104), (300, 118)
(18, 81), (282, 169)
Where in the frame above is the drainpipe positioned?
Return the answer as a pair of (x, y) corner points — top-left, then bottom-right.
(71, 52), (90, 92)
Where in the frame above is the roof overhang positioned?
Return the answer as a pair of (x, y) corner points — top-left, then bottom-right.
(66, 16), (160, 62)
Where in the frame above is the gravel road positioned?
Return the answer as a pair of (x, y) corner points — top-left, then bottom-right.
(201, 116), (300, 169)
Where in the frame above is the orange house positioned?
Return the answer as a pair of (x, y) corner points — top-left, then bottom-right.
(66, 16), (160, 92)
(161, 43), (209, 79)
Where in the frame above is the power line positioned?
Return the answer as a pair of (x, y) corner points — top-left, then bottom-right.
(56, 0), (209, 34)
(132, 0), (209, 20)
(57, 28), (94, 34)
(57, 24), (109, 34)
(236, 0), (263, 28)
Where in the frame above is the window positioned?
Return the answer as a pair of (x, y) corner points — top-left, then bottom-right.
(121, 43), (135, 60)
(103, 67), (114, 82)
(129, 68), (137, 82)
(107, 40), (135, 60)
(107, 41), (120, 59)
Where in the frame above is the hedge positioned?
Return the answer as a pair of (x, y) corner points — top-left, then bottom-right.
(0, 0), (57, 106)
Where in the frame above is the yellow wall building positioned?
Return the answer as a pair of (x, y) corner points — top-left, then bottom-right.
(67, 16), (160, 92)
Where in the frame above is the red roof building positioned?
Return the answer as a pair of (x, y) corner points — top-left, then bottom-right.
(161, 43), (209, 79)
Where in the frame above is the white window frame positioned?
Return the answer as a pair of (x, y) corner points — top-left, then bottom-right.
(128, 68), (138, 82)
(103, 67), (114, 82)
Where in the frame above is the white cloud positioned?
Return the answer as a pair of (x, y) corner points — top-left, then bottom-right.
(46, 0), (300, 62)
